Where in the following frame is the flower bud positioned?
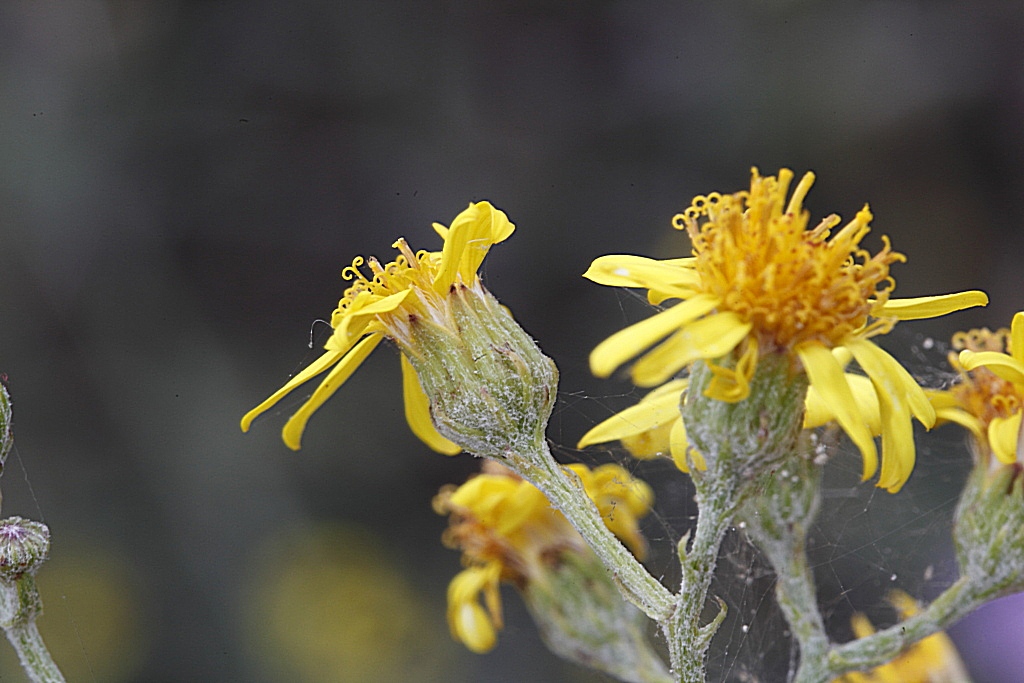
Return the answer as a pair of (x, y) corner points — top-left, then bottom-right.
(0, 517), (50, 581)
(522, 549), (672, 683)
(404, 281), (558, 459)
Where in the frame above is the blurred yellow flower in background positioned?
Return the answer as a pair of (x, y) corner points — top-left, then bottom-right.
(584, 169), (987, 491)
(241, 202), (514, 452)
(245, 522), (453, 683)
(833, 591), (969, 683)
(434, 461), (652, 653)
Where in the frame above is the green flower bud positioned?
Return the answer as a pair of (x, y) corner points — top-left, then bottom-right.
(405, 281), (558, 460)
(0, 517), (50, 581)
(523, 550), (672, 683)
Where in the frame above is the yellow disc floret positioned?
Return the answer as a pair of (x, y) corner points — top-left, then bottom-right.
(674, 170), (904, 353)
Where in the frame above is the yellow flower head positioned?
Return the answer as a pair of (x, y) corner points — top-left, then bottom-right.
(241, 202), (514, 452)
(434, 462), (652, 653)
(929, 311), (1024, 465)
(584, 168), (987, 492)
(833, 591), (969, 683)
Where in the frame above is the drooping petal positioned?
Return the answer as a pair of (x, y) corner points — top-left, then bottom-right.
(804, 372), (881, 434)
(583, 254), (701, 291)
(846, 338), (936, 428)
(447, 564), (502, 653)
(326, 289), (413, 354)
(589, 294), (720, 378)
(630, 312), (751, 387)
(576, 379), (687, 448)
(875, 379), (914, 493)
(932, 407), (984, 439)
(958, 350), (1024, 386)
(401, 353), (461, 455)
(240, 348), (345, 432)
(281, 334), (383, 450)
(879, 291), (988, 320)
(669, 418), (706, 472)
(988, 412), (1023, 464)
(704, 340), (758, 402)
(797, 342), (878, 481)
(924, 390), (986, 438)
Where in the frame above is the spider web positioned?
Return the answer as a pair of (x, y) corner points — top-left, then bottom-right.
(555, 326), (973, 682)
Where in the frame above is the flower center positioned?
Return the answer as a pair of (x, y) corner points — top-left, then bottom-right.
(672, 170), (905, 352)
(951, 328), (1022, 422)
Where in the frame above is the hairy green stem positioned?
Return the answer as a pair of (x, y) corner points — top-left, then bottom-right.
(504, 440), (676, 622)
(826, 577), (978, 678)
(774, 544), (829, 683)
(665, 472), (735, 683)
(0, 576), (65, 683)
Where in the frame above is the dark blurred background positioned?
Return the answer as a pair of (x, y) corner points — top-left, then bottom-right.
(0, 2), (1022, 682)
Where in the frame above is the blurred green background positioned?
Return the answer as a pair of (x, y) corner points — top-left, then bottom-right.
(0, 2), (1021, 681)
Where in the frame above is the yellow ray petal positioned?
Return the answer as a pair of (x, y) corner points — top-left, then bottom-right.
(804, 373), (881, 434)
(401, 353), (461, 455)
(241, 348), (345, 432)
(879, 291), (988, 320)
(669, 418), (706, 472)
(846, 338), (935, 428)
(933, 407), (984, 439)
(988, 412), (1023, 464)
(434, 202), (513, 292)
(281, 334), (383, 450)
(647, 285), (702, 305)
(583, 254), (701, 290)
(576, 379), (687, 448)
(797, 342), (878, 481)
(958, 350), (1024, 386)
(589, 294), (720, 378)
(875, 383), (914, 493)
(630, 312), (751, 387)
(1011, 311), (1024, 363)
(326, 289), (412, 353)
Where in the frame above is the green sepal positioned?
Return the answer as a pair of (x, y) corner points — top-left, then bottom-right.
(522, 549), (672, 683)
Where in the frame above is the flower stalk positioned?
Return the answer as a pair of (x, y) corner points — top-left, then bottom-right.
(0, 571), (65, 683)
(502, 441), (675, 622)
(0, 386), (66, 683)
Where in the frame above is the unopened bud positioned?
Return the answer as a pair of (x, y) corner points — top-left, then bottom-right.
(405, 281), (558, 459)
(523, 550), (672, 683)
(0, 517), (50, 581)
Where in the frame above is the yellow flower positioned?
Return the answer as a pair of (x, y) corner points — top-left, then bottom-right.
(241, 202), (514, 452)
(833, 591), (969, 683)
(929, 311), (1024, 465)
(434, 462), (652, 653)
(584, 168), (987, 492)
